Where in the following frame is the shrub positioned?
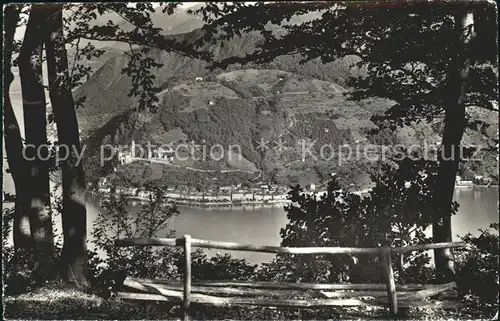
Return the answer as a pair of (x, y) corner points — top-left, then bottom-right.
(3, 246), (61, 295)
(275, 157), (442, 284)
(455, 223), (499, 317)
(91, 183), (182, 294)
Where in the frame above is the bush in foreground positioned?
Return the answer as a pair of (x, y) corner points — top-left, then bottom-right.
(455, 223), (499, 317)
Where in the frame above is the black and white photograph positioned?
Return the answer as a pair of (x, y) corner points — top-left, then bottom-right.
(2, 1), (499, 320)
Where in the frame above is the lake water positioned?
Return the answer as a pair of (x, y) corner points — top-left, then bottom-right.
(85, 187), (499, 264)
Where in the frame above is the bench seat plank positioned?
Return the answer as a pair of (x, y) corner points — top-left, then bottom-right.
(399, 282), (456, 300)
(117, 292), (460, 309)
(125, 278), (317, 298)
(125, 277), (431, 291)
(321, 282), (456, 299)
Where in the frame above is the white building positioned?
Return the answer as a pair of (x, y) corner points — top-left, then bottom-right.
(232, 193), (245, 201)
(165, 192), (182, 199)
(125, 187), (138, 196)
(118, 150), (133, 165)
(131, 140), (136, 158)
(137, 190), (152, 199)
(203, 195), (218, 201)
(154, 147), (174, 162)
(98, 187), (111, 193)
(254, 194), (264, 201)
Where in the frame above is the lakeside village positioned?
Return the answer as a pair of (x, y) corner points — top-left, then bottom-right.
(94, 141), (497, 208)
(97, 179), (293, 208)
(96, 140), (297, 208)
(455, 174), (497, 188)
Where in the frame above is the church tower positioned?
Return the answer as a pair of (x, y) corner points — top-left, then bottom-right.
(131, 140), (135, 158)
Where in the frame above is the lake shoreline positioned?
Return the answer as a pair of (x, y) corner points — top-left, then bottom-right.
(96, 193), (293, 209)
(93, 184), (498, 209)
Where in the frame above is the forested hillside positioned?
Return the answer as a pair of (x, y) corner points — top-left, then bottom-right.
(81, 67), (496, 189)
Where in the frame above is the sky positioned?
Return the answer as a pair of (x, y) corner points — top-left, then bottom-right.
(145, 2), (201, 8)
(177, 2), (201, 8)
(14, 2), (204, 40)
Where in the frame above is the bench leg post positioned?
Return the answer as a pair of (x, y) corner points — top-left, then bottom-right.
(381, 247), (398, 316)
(397, 252), (410, 318)
(183, 235), (192, 321)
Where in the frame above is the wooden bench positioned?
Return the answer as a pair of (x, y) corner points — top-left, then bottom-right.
(115, 236), (465, 320)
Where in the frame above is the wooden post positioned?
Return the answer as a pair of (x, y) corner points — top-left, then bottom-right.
(397, 240), (410, 317)
(380, 247), (398, 316)
(183, 235), (192, 321)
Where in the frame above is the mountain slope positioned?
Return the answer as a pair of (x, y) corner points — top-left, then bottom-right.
(74, 26), (363, 136)
(82, 68), (390, 187)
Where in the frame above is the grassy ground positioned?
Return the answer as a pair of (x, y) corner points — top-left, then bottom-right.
(2, 284), (493, 320)
(2, 285), (140, 320)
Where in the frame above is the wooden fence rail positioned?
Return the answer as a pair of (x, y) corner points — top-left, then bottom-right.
(115, 236), (465, 320)
(115, 237), (465, 254)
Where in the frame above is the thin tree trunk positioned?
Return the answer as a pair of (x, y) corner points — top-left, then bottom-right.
(433, 9), (475, 281)
(18, 4), (54, 256)
(2, 4), (32, 249)
(43, 4), (89, 287)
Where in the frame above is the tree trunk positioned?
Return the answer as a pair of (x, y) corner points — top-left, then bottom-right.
(433, 9), (475, 281)
(43, 4), (89, 287)
(18, 4), (54, 256)
(2, 4), (32, 249)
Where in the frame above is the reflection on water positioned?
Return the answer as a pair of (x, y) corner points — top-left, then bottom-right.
(451, 187), (498, 239)
(85, 187), (498, 264)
